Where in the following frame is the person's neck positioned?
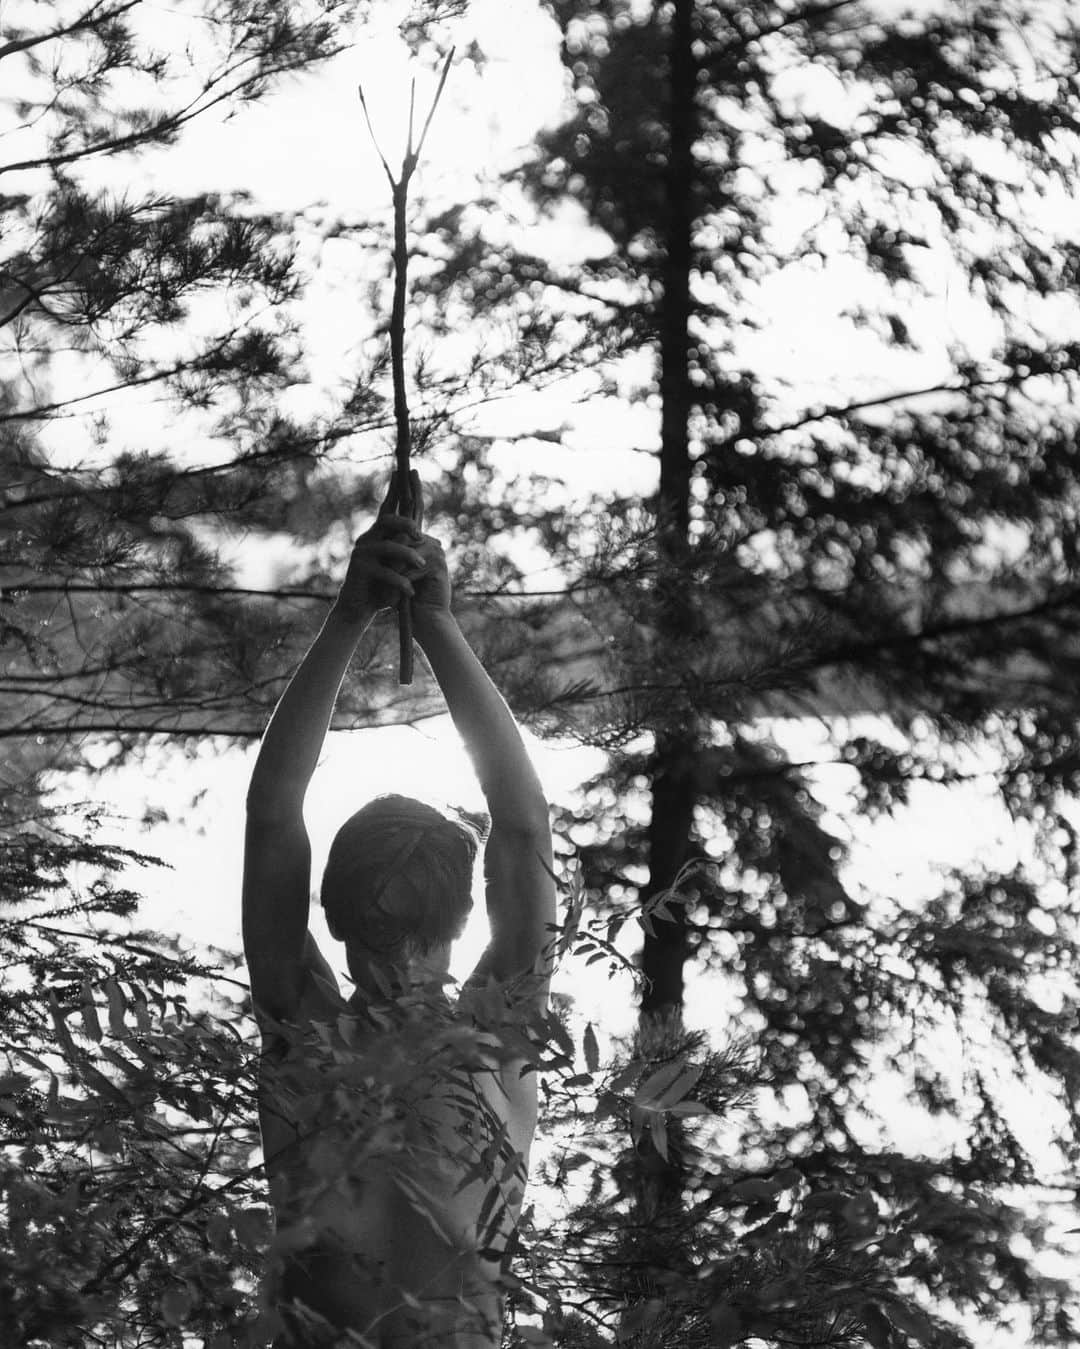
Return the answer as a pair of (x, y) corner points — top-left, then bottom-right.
(347, 956), (451, 1010)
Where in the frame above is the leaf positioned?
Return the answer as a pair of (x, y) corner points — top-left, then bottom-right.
(729, 1177), (782, 1204)
(80, 978), (102, 1041)
(105, 978), (127, 1038)
(131, 989), (152, 1035)
(648, 1113), (669, 1159)
(14, 1048), (52, 1074)
(478, 1184), (509, 1250)
(592, 1092), (618, 1123)
(886, 1300), (938, 1339)
(47, 991), (78, 1059)
(666, 1099), (712, 1117)
(545, 1014), (575, 1058)
(633, 1058), (702, 1110)
(583, 1022), (600, 1073)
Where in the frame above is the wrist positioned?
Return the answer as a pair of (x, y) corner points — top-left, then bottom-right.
(412, 604), (456, 640)
(328, 597), (376, 630)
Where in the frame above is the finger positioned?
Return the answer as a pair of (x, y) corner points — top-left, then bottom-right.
(376, 511), (421, 539)
(370, 541), (426, 569)
(369, 564), (415, 596)
(409, 470), (424, 530)
(378, 472), (400, 517)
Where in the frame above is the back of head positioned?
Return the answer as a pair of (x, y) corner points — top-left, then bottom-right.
(321, 795), (479, 961)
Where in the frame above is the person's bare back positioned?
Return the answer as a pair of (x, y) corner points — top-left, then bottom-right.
(258, 966), (539, 1348)
(242, 482), (554, 1347)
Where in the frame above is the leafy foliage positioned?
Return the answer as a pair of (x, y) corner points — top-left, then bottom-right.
(0, 799), (269, 1346)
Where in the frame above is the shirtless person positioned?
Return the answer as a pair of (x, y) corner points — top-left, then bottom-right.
(242, 476), (554, 1347)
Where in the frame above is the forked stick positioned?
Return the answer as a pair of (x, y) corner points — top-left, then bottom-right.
(358, 50), (454, 684)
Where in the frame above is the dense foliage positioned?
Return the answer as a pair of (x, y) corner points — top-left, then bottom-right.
(0, 800), (270, 1345)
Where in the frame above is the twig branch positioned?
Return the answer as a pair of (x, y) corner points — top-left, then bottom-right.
(358, 48), (454, 683)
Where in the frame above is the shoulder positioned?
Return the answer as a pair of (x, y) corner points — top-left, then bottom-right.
(456, 978), (543, 1126)
(255, 960), (345, 1055)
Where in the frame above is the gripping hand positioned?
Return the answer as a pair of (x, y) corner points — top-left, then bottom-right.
(336, 472), (427, 621)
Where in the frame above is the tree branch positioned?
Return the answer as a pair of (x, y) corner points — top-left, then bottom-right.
(0, 0), (140, 63)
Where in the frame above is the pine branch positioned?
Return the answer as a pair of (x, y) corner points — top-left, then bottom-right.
(0, 0), (140, 63)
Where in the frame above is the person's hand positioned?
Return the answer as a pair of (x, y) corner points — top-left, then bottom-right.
(411, 534), (451, 616)
(335, 474), (426, 621)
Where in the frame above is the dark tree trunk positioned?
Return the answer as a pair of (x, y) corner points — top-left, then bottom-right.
(639, 0), (698, 1023)
(640, 743), (697, 1015)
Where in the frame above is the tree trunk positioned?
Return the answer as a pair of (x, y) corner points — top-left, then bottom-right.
(639, 0), (697, 1024)
(640, 742), (697, 1016)
(625, 0), (699, 1305)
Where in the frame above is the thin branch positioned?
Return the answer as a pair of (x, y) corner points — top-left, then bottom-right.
(0, 0), (140, 63)
(412, 52), (454, 163)
(0, 581), (587, 602)
(358, 48), (454, 683)
(0, 323), (267, 425)
(355, 82), (396, 190)
(0, 40), (350, 178)
(714, 364), (1071, 449)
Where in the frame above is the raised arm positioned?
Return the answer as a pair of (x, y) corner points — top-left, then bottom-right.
(411, 542), (555, 992)
(242, 500), (425, 1020)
